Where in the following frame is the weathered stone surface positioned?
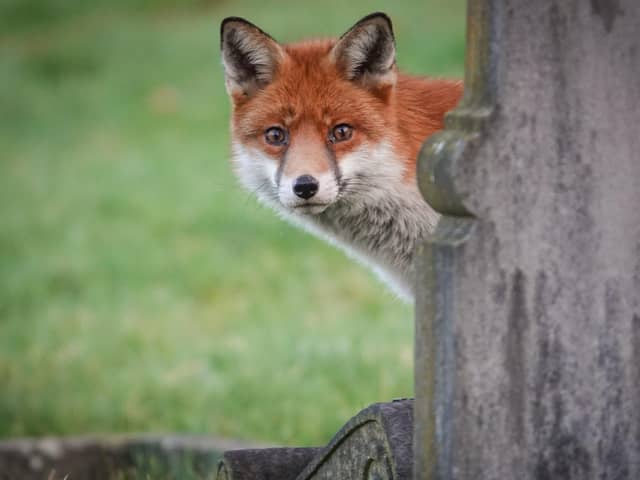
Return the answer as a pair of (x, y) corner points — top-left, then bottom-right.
(217, 447), (322, 480)
(296, 400), (413, 480)
(415, 0), (640, 479)
(0, 434), (252, 479)
(215, 400), (413, 480)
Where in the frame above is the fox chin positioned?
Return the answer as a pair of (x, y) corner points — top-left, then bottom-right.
(220, 12), (462, 302)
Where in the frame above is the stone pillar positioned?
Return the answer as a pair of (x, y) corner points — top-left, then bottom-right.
(415, 0), (640, 479)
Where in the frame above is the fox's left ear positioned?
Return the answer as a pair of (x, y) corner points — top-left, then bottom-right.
(220, 17), (285, 98)
(331, 12), (396, 89)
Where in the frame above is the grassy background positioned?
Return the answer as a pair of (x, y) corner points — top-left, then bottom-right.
(0, 0), (465, 446)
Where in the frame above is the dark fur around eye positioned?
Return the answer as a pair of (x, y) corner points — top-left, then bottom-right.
(330, 124), (353, 143)
(264, 126), (287, 146)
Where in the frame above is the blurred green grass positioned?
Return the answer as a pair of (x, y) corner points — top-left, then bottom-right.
(0, 0), (465, 445)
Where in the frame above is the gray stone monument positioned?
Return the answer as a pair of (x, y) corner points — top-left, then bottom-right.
(415, 0), (640, 479)
(217, 400), (413, 480)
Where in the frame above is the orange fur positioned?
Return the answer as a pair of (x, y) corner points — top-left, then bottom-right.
(230, 39), (463, 181)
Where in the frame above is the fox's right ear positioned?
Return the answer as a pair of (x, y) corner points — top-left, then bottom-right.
(220, 17), (284, 98)
(331, 13), (396, 90)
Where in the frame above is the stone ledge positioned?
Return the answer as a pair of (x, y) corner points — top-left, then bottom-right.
(0, 434), (264, 480)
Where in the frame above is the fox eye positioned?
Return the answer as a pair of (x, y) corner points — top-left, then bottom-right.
(264, 126), (287, 146)
(330, 124), (353, 143)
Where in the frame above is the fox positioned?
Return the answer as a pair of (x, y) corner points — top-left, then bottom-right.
(220, 12), (462, 301)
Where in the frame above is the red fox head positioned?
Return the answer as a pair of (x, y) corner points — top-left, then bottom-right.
(220, 13), (404, 215)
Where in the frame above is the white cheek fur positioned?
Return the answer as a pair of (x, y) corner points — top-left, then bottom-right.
(231, 142), (279, 206)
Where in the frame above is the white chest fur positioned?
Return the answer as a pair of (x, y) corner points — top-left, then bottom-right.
(232, 141), (439, 302)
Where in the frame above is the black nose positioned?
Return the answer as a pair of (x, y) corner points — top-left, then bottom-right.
(292, 175), (319, 200)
